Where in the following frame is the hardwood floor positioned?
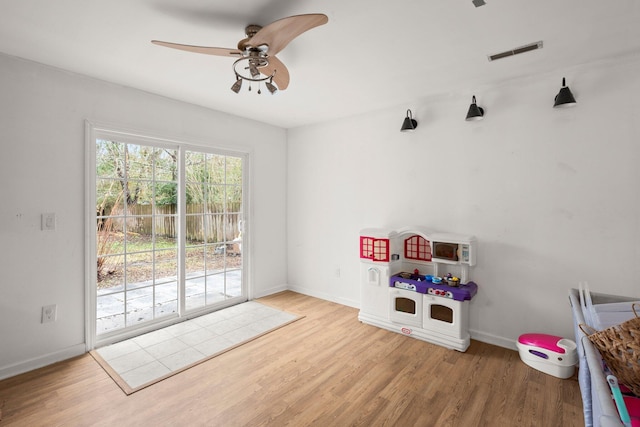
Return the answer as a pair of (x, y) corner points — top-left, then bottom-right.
(0, 291), (583, 426)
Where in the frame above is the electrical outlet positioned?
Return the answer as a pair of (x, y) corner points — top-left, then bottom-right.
(42, 304), (57, 323)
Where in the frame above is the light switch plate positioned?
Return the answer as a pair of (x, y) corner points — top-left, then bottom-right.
(42, 213), (56, 231)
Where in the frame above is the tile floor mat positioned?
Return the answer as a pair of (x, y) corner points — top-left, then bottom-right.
(90, 301), (303, 394)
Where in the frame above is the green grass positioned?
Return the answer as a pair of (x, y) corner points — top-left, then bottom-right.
(100, 232), (177, 254)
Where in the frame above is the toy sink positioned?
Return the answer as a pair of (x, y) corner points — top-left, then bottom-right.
(517, 333), (578, 379)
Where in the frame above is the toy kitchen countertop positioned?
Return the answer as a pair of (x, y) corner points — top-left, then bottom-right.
(389, 272), (478, 301)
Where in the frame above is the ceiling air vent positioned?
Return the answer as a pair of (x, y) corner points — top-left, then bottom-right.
(488, 41), (543, 62)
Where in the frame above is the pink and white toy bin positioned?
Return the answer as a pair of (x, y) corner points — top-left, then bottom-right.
(517, 333), (578, 379)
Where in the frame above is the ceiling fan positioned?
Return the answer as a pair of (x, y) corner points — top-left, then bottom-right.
(152, 13), (328, 94)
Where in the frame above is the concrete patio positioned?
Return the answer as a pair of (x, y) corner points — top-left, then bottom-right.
(96, 269), (242, 334)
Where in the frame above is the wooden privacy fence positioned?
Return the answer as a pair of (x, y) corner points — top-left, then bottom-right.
(122, 203), (242, 243)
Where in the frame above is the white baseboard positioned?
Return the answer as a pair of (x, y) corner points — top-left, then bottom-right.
(0, 343), (86, 381)
(253, 283), (289, 299)
(286, 284), (359, 309)
(470, 329), (517, 351)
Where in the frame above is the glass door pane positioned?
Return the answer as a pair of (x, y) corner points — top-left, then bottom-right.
(95, 140), (178, 335)
(185, 151), (244, 311)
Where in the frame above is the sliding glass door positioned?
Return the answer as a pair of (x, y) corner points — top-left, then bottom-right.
(88, 125), (248, 347)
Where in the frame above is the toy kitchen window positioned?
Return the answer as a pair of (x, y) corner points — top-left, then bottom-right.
(404, 235), (431, 261)
(360, 236), (390, 262)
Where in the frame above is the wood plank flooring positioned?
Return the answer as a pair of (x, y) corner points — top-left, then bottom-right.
(0, 291), (584, 426)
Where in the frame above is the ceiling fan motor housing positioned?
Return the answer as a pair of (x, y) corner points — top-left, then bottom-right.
(238, 25), (263, 50)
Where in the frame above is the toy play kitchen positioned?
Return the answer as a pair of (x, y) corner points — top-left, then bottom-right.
(359, 226), (478, 351)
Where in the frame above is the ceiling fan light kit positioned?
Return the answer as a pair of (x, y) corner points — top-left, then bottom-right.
(231, 53), (278, 94)
(152, 13), (328, 95)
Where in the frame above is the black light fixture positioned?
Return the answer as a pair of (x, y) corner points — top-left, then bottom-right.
(465, 96), (484, 121)
(400, 109), (418, 132)
(553, 77), (577, 108)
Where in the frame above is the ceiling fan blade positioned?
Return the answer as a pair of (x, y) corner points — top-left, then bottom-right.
(151, 40), (242, 57)
(248, 13), (328, 56)
(261, 55), (290, 90)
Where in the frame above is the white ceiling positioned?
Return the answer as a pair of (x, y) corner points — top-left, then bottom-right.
(1, 0), (639, 129)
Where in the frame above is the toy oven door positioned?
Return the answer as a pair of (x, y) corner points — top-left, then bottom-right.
(423, 295), (465, 339)
(389, 288), (423, 328)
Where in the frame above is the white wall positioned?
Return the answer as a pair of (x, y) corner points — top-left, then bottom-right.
(0, 53), (287, 378)
(287, 54), (640, 349)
